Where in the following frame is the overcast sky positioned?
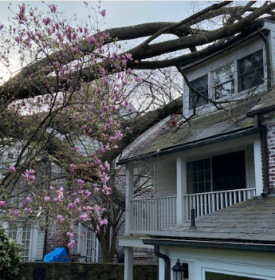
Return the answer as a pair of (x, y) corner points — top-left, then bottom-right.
(0, 1), (197, 29)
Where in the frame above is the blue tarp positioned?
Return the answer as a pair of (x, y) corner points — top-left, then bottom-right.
(43, 248), (70, 262)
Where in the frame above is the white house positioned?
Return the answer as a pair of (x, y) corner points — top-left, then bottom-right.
(118, 19), (275, 280)
(0, 140), (99, 262)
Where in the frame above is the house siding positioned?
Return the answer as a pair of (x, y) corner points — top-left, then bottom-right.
(154, 160), (177, 198)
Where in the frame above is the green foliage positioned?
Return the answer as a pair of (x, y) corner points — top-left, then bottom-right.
(0, 228), (22, 280)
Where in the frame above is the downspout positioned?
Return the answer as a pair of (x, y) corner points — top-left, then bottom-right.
(254, 115), (270, 196)
(154, 245), (171, 280)
(258, 27), (271, 91)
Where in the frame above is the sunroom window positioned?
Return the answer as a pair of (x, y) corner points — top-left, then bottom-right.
(212, 63), (234, 99)
(237, 50), (264, 92)
(189, 74), (208, 110)
(187, 151), (246, 194)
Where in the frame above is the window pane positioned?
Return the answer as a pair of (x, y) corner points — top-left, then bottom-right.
(187, 158), (211, 194)
(212, 151), (246, 191)
(238, 50), (263, 92)
(189, 75), (208, 110)
(206, 272), (263, 280)
(215, 81), (234, 99)
(213, 64), (234, 85)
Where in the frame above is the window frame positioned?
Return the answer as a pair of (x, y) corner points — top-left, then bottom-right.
(8, 222), (33, 261)
(186, 149), (248, 194)
(202, 268), (271, 280)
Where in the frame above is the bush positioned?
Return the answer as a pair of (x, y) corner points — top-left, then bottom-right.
(0, 228), (22, 280)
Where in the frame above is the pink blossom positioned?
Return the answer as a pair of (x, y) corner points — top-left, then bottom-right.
(54, 197), (61, 202)
(26, 197), (31, 203)
(99, 10), (106, 16)
(57, 215), (64, 223)
(68, 239), (75, 249)
(10, 166), (15, 173)
(70, 164), (76, 173)
(70, 226), (74, 231)
(49, 186), (55, 191)
(50, 4), (56, 12)
(43, 17), (51, 25)
(79, 213), (88, 222)
(99, 219), (108, 226)
(44, 196), (50, 202)
(67, 203), (75, 210)
(67, 232), (73, 238)
(135, 76), (142, 82)
(0, 201), (5, 207)
(0, 24), (4, 30)
(24, 208), (31, 214)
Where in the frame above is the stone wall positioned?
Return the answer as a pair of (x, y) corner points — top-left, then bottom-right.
(15, 262), (158, 280)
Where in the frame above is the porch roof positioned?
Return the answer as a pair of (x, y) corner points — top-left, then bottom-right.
(147, 195), (275, 243)
(118, 89), (275, 165)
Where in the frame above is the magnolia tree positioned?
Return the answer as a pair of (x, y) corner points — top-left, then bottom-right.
(0, 2), (140, 254)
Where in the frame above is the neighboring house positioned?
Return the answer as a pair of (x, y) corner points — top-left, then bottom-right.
(118, 19), (275, 280)
(0, 141), (99, 262)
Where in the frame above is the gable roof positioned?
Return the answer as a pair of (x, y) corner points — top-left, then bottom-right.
(118, 89), (275, 165)
(147, 195), (275, 244)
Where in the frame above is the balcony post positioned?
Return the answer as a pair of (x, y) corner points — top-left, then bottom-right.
(177, 156), (187, 224)
(253, 136), (264, 196)
(125, 164), (134, 235)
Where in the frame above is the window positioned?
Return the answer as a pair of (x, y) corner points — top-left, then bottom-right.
(238, 50), (264, 92)
(8, 223), (31, 261)
(187, 159), (211, 194)
(187, 49), (265, 112)
(187, 151), (246, 194)
(206, 272), (263, 280)
(86, 229), (98, 263)
(212, 151), (246, 192)
(189, 75), (208, 110)
(212, 63), (234, 99)
(8, 152), (13, 159)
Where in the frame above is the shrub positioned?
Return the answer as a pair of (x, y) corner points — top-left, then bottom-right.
(0, 228), (22, 280)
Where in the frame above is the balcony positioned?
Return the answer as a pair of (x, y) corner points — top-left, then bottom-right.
(129, 188), (256, 234)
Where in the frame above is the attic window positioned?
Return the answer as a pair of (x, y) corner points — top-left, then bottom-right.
(189, 74), (208, 110)
(212, 63), (234, 99)
(237, 49), (264, 92)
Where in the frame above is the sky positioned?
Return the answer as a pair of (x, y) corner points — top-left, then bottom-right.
(0, 1), (196, 29)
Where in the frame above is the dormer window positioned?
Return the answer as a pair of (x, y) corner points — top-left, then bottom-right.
(187, 49), (265, 112)
(212, 63), (234, 99)
(189, 74), (208, 110)
(237, 49), (264, 92)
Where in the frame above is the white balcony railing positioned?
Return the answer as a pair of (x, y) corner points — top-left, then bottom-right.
(183, 188), (256, 221)
(130, 196), (176, 233)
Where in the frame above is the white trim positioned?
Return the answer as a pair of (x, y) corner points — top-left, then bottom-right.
(176, 156), (186, 225)
(253, 135), (264, 196)
(124, 247), (133, 280)
(125, 164), (134, 236)
(119, 237), (153, 249)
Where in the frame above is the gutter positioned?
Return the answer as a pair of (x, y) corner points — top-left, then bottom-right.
(143, 239), (275, 253)
(154, 245), (170, 280)
(118, 127), (263, 165)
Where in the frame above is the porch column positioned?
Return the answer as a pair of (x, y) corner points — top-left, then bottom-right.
(177, 156), (187, 224)
(253, 136), (264, 195)
(124, 247), (133, 280)
(125, 164), (134, 235)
